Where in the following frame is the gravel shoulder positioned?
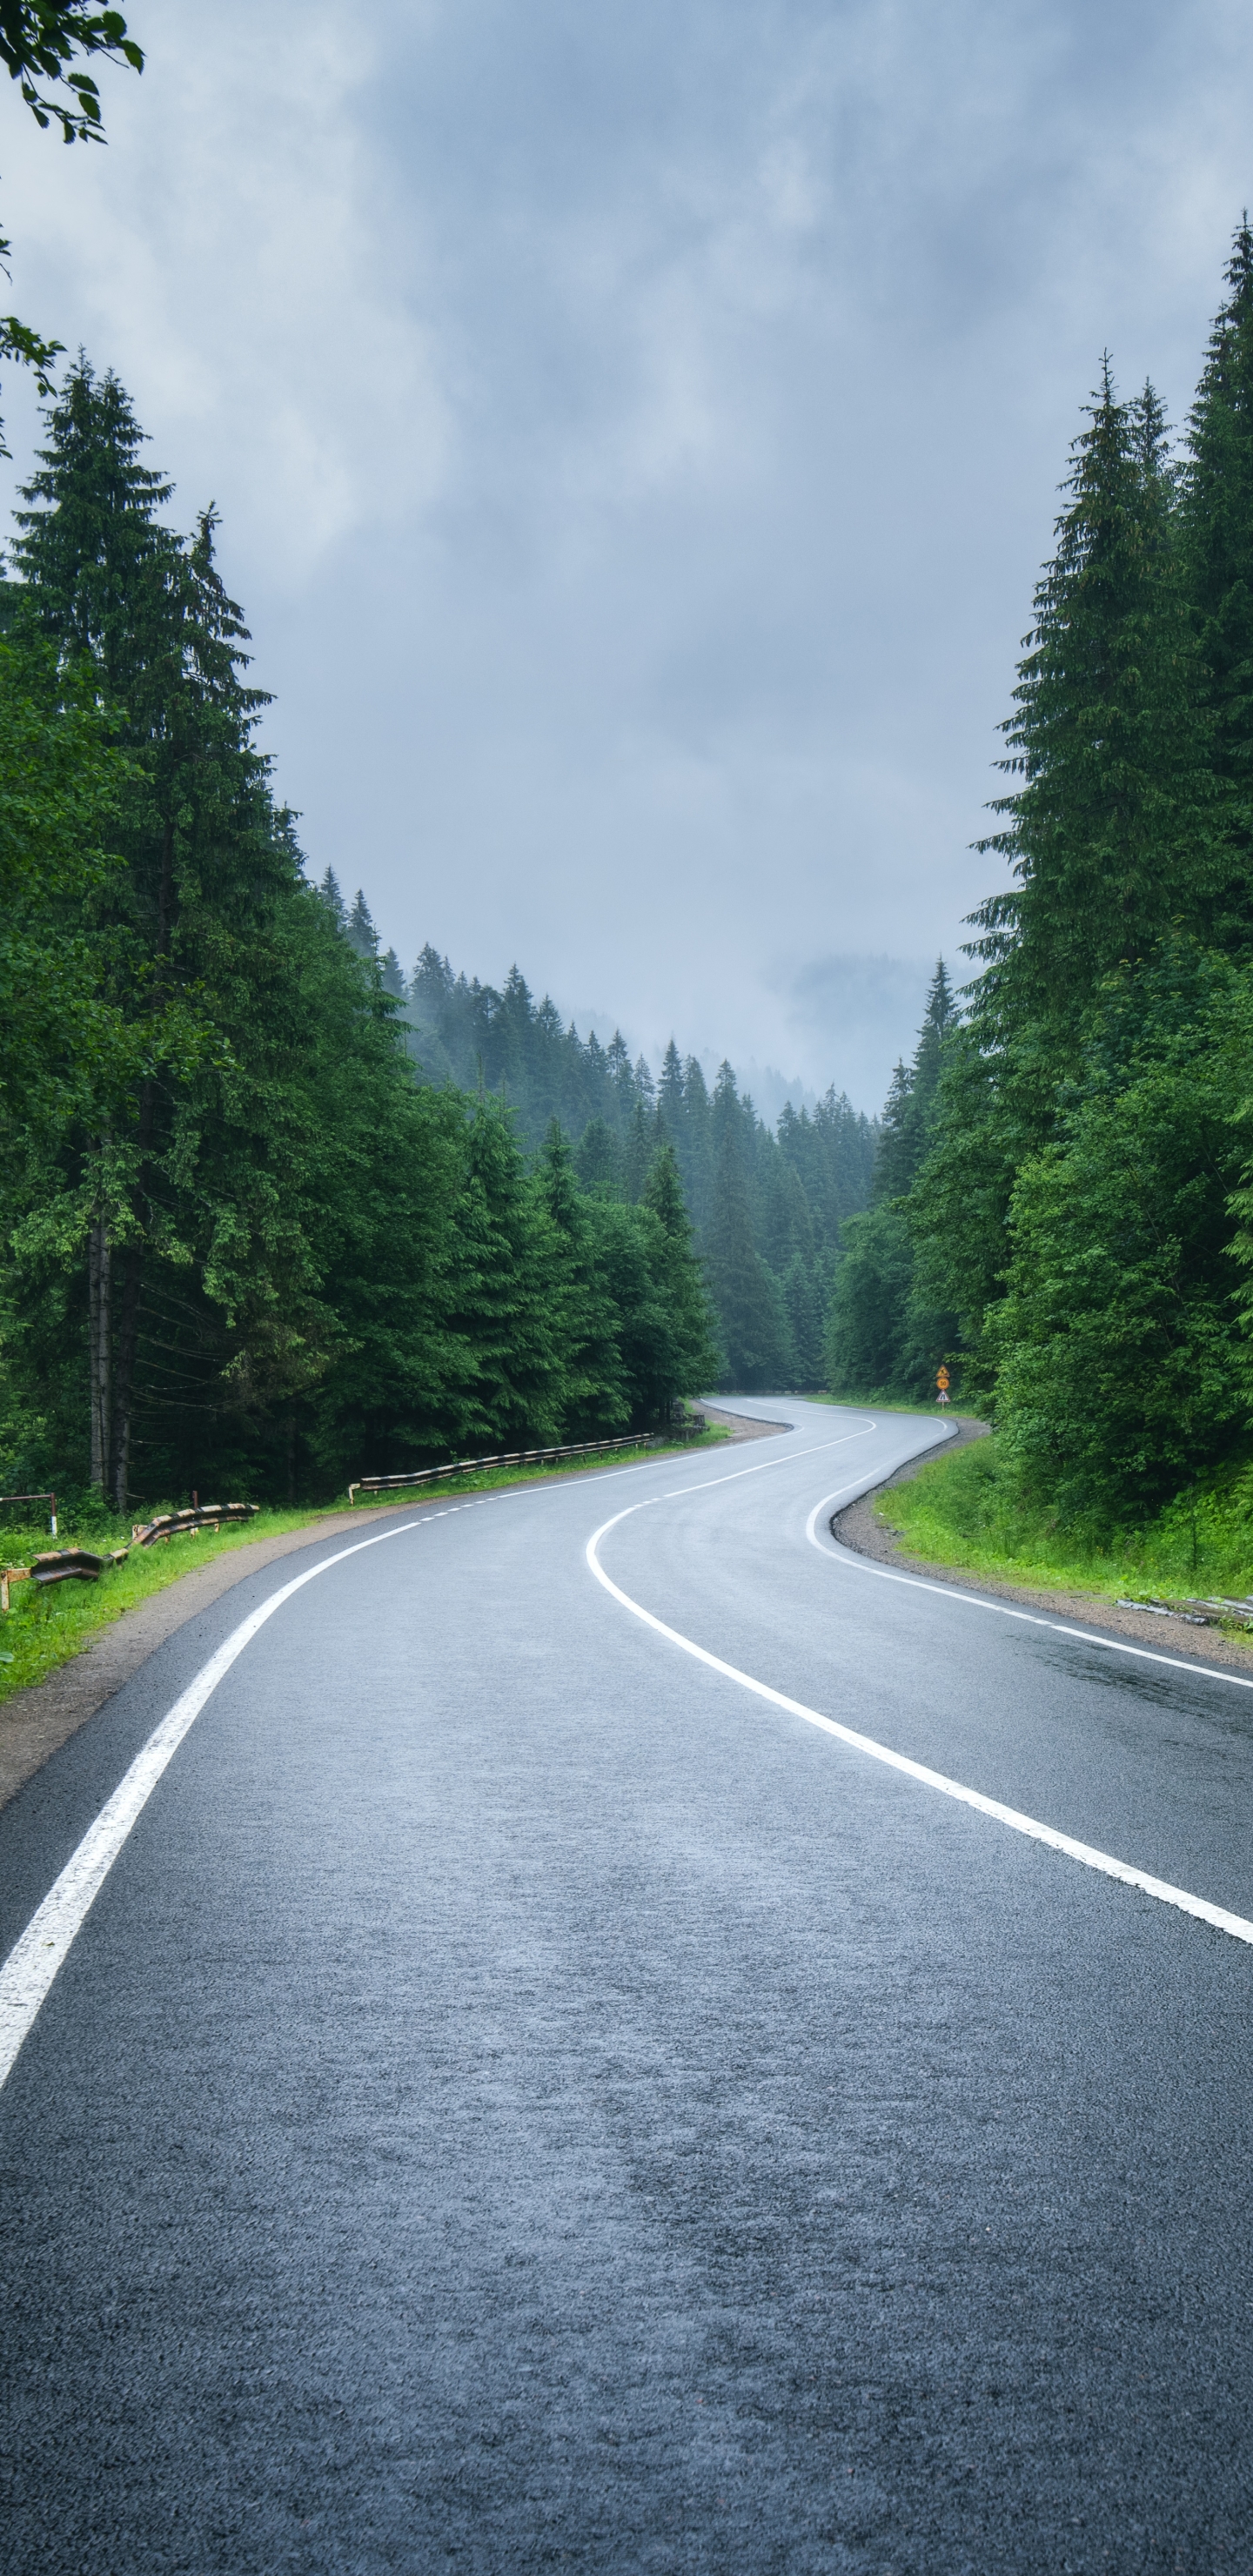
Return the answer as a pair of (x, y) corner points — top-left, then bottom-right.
(834, 1413), (1253, 1678)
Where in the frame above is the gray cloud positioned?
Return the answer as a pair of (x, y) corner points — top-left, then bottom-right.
(0, 0), (1249, 1112)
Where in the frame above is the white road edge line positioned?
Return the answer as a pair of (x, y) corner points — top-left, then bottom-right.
(803, 1485), (1253, 1694)
(586, 1498), (1253, 1949)
(0, 1425), (881, 2096)
(0, 1516), (427, 2094)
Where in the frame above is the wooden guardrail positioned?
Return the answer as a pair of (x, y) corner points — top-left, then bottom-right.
(1, 1501), (260, 1613)
(348, 1432), (674, 1505)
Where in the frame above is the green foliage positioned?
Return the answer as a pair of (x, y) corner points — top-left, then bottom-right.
(988, 949), (1251, 1527)
(0, 628), (132, 1138)
(967, 368), (1219, 1052)
(882, 1434), (1253, 1607)
(826, 962), (962, 1399)
(403, 947), (874, 1392)
(0, 2), (145, 450)
(0, 347), (880, 1510)
(1183, 218), (1253, 936)
(0, 2), (143, 144)
(825, 1206), (912, 1396)
(885, 228), (1253, 1544)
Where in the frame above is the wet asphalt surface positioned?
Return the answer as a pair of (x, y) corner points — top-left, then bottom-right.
(3, 1399), (1253, 2573)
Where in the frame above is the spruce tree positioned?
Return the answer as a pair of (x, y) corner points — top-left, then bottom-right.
(706, 1117), (786, 1390)
(873, 1063), (914, 1203)
(537, 1123), (627, 1434)
(318, 866), (347, 929)
(658, 1038), (685, 1148)
(573, 1117), (625, 1199)
(641, 1142), (722, 1406)
(968, 363), (1216, 1054)
(441, 1099), (567, 1450)
(1183, 218), (1253, 943)
(345, 889), (378, 959)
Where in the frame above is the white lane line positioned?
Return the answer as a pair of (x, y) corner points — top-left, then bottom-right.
(0, 1422), (942, 2096)
(0, 1516), (427, 2094)
(586, 1503), (1253, 1948)
(802, 1487), (1253, 1694)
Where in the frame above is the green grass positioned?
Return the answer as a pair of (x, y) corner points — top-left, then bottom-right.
(0, 1503), (328, 1706)
(0, 1429), (729, 1709)
(808, 1389), (975, 1419)
(880, 1436), (1253, 1611)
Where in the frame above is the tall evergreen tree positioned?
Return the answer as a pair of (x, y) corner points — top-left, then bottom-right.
(640, 1142), (722, 1407)
(967, 365), (1216, 1056)
(317, 865), (347, 929)
(706, 1114), (787, 1390)
(345, 889), (379, 960)
(1183, 218), (1253, 943)
(537, 1123), (628, 1435)
(441, 1099), (566, 1450)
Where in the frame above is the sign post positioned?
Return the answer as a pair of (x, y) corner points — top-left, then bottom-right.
(935, 1367), (950, 1407)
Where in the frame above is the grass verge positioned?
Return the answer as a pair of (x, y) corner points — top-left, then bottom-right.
(879, 1436), (1253, 1610)
(809, 1389), (975, 1419)
(0, 1430), (728, 1710)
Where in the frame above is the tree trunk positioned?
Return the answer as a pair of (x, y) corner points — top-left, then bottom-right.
(88, 1210), (111, 1494)
(109, 1071), (157, 1517)
(110, 1241), (143, 1516)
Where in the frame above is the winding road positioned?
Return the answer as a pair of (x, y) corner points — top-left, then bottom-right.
(3, 1398), (1253, 2571)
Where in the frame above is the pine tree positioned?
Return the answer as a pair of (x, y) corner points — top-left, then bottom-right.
(4, 363), (452, 1507)
(658, 1038), (685, 1146)
(573, 1117), (625, 1199)
(12, 359), (179, 695)
(442, 1099), (567, 1448)
(623, 1097), (653, 1202)
(706, 1117), (787, 1391)
(782, 1252), (825, 1390)
(345, 889), (378, 959)
(873, 1063), (914, 1203)
(537, 1123), (627, 1434)
(1183, 218), (1253, 942)
(317, 865), (347, 929)
(640, 1142), (722, 1408)
(680, 1057), (714, 1229)
(873, 963), (959, 1204)
(967, 364), (1217, 1053)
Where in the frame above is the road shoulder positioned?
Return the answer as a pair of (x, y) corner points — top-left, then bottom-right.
(834, 1419), (1253, 1677)
(0, 1510), (379, 1815)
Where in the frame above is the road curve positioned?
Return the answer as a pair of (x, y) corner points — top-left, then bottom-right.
(2, 1399), (1253, 2571)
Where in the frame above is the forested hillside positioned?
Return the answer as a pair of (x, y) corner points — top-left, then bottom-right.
(830, 224), (1253, 1535)
(314, 879), (877, 1394)
(0, 361), (880, 1516)
(0, 363), (729, 1513)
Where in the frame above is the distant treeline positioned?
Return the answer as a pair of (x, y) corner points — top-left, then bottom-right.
(316, 877), (879, 1394)
(829, 223), (1253, 1538)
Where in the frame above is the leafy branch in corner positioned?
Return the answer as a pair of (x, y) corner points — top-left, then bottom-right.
(0, 3), (143, 145)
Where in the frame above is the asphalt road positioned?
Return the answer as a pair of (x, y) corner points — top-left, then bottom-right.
(3, 1399), (1253, 2573)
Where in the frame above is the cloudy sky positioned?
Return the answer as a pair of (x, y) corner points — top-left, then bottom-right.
(1, 0), (1250, 1108)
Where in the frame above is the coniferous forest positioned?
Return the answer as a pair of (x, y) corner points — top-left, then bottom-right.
(16, 232), (1253, 1533)
(829, 225), (1253, 1536)
(0, 362), (875, 1514)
